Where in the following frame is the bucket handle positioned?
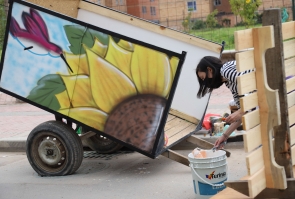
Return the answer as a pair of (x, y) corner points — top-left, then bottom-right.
(189, 164), (227, 187)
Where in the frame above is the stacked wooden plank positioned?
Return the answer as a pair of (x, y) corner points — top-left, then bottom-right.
(235, 25), (286, 198)
(212, 9), (295, 199)
(282, 21), (295, 169)
(164, 114), (197, 147)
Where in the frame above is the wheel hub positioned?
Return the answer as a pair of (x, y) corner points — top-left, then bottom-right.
(38, 137), (65, 166)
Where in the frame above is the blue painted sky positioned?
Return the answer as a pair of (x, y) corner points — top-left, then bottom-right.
(0, 2), (80, 97)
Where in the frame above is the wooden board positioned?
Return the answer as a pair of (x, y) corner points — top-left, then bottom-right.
(246, 147), (264, 176)
(167, 124), (196, 146)
(166, 114), (176, 122)
(169, 108), (199, 124)
(210, 187), (251, 199)
(243, 125), (261, 152)
(240, 92), (258, 113)
(164, 118), (193, 138)
(263, 9), (293, 179)
(252, 26), (286, 190)
(286, 76), (295, 93)
(282, 21), (295, 40)
(284, 57), (295, 78)
(236, 50), (255, 72)
(237, 72), (257, 95)
(287, 91), (295, 108)
(283, 39), (295, 59)
(290, 125), (295, 146)
(161, 149), (189, 166)
(292, 145), (295, 165)
(288, 105), (295, 126)
(242, 109), (260, 131)
(224, 178), (295, 198)
(248, 167), (266, 198)
(163, 114), (198, 147)
(234, 29), (253, 51)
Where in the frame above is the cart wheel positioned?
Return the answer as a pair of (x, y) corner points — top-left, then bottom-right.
(82, 129), (123, 154)
(26, 121), (83, 176)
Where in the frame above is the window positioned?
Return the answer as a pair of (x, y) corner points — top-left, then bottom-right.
(150, 7), (156, 15)
(214, 0), (221, 6)
(187, 1), (196, 11)
(97, 0), (101, 4)
(142, 6), (147, 13)
(150, 0), (154, 2)
(116, 0), (119, 5)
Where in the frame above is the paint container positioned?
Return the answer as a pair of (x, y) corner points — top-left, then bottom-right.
(188, 150), (227, 199)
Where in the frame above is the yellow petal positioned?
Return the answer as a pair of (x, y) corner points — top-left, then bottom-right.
(60, 75), (76, 101)
(91, 38), (108, 58)
(85, 47), (137, 113)
(60, 75), (97, 108)
(131, 45), (172, 97)
(57, 108), (70, 116)
(63, 52), (89, 75)
(105, 37), (133, 79)
(61, 107), (108, 132)
(55, 90), (71, 109)
(170, 56), (179, 80)
(117, 39), (134, 51)
(166, 56), (180, 98)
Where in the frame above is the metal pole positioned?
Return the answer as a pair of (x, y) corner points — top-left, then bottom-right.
(293, 0), (295, 20)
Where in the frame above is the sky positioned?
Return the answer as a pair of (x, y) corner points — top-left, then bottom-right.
(0, 2), (76, 97)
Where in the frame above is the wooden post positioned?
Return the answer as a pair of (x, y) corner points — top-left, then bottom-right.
(262, 9), (293, 178)
(253, 25), (286, 190)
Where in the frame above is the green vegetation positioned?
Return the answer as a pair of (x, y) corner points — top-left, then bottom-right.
(229, 0), (262, 28)
(206, 9), (218, 29)
(191, 24), (261, 50)
(0, 0), (7, 52)
(182, 9), (194, 33)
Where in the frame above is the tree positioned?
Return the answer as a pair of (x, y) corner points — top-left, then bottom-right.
(229, 0), (262, 27)
(206, 9), (218, 29)
(242, 0), (262, 27)
(0, 0), (7, 50)
(229, 0), (243, 24)
(182, 9), (193, 33)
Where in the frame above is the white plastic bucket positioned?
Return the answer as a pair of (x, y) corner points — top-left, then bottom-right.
(188, 150), (227, 199)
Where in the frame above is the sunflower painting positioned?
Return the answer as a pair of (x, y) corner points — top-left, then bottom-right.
(0, 2), (185, 154)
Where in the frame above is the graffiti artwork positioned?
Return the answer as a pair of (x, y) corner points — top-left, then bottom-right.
(0, 1), (185, 155)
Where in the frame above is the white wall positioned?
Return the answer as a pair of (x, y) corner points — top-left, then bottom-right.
(77, 9), (220, 120)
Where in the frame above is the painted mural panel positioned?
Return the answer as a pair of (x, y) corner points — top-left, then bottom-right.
(0, 0), (185, 154)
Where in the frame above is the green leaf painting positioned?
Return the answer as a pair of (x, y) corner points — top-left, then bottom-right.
(64, 25), (109, 55)
(27, 74), (66, 111)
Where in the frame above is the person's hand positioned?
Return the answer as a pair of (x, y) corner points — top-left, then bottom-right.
(225, 109), (243, 124)
(214, 134), (227, 150)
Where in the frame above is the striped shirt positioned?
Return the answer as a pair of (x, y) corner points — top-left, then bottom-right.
(220, 60), (252, 108)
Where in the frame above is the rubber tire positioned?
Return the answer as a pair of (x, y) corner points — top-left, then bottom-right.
(26, 121), (83, 176)
(82, 128), (123, 154)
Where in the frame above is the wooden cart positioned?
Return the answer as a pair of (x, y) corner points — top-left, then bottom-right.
(0, 0), (227, 176)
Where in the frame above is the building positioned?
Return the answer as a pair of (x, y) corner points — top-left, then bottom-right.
(86, 0), (294, 30)
(87, 0), (127, 13)
(126, 0), (160, 23)
(214, 0), (293, 27)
